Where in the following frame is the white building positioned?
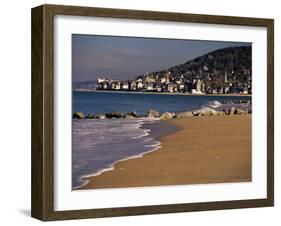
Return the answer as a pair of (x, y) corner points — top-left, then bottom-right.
(97, 78), (106, 83)
(146, 83), (154, 91)
(114, 82), (121, 90)
(137, 81), (144, 89)
(160, 77), (167, 83)
(122, 82), (129, 90)
(191, 89), (203, 94)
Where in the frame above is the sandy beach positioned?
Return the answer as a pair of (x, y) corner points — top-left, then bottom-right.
(79, 115), (252, 189)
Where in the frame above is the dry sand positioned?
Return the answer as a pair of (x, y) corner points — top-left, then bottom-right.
(80, 115), (252, 189)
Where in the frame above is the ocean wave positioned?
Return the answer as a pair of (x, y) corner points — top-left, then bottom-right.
(132, 129), (150, 139)
(206, 100), (223, 108)
(199, 106), (217, 112)
(201, 100), (251, 112)
(73, 139), (162, 190)
(72, 118), (162, 188)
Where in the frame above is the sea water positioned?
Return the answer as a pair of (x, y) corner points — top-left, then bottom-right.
(73, 91), (251, 115)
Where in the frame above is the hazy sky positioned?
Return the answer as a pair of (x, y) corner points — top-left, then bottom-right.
(72, 34), (251, 82)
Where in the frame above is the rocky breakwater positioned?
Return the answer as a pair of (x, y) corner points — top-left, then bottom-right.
(73, 107), (251, 120)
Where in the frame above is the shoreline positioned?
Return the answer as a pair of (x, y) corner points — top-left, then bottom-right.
(74, 141), (162, 190)
(78, 115), (252, 189)
(74, 119), (180, 190)
(141, 120), (181, 141)
(74, 89), (252, 97)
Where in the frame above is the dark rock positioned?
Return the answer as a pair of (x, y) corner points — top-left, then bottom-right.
(127, 111), (139, 118)
(192, 110), (202, 116)
(217, 111), (226, 116)
(96, 114), (106, 119)
(236, 109), (247, 115)
(73, 112), (84, 119)
(145, 109), (160, 118)
(201, 110), (216, 116)
(160, 112), (173, 120)
(176, 111), (193, 118)
(229, 107), (236, 115)
(105, 112), (124, 118)
(85, 113), (95, 119)
(125, 115), (136, 119)
(239, 100), (248, 104)
(223, 109), (229, 115)
(209, 111), (218, 116)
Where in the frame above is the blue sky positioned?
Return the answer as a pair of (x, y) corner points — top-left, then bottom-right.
(72, 34), (251, 82)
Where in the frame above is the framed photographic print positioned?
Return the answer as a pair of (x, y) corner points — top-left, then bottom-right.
(31, 4), (274, 221)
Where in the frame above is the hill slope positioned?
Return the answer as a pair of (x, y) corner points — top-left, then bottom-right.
(137, 46), (252, 89)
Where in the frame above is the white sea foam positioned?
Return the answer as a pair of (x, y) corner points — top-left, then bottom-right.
(73, 140), (162, 190)
(201, 100), (251, 112)
(132, 129), (150, 139)
(206, 100), (223, 108)
(199, 106), (217, 112)
(72, 118), (162, 188)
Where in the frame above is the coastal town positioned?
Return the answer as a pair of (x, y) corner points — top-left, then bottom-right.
(96, 70), (251, 95)
(92, 46), (252, 95)
(74, 46), (252, 95)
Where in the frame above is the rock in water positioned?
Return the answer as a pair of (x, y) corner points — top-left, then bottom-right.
(176, 111), (193, 118)
(198, 107), (217, 116)
(146, 109), (160, 118)
(105, 112), (124, 118)
(236, 109), (247, 115)
(229, 107), (236, 115)
(127, 111), (139, 118)
(217, 111), (226, 116)
(96, 114), (106, 119)
(223, 109), (229, 115)
(160, 112), (173, 120)
(192, 110), (202, 116)
(125, 115), (136, 119)
(86, 113), (95, 119)
(211, 111), (218, 116)
(201, 111), (214, 116)
(73, 112), (84, 119)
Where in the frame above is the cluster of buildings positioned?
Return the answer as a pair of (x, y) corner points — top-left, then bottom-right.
(97, 71), (251, 95)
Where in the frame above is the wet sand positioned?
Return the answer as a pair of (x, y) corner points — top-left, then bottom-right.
(80, 115), (252, 189)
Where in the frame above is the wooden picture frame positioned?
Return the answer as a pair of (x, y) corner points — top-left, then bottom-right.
(31, 4), (274, 221)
